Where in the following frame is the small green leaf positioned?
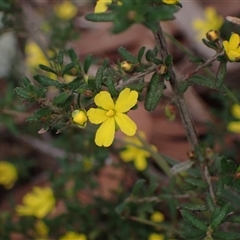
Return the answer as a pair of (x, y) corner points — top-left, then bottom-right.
(181, 229), (206, 239)
(27, 108), (52, 122)
(67, 77), (84, 90)
(68, 48), (78, 62)
(137, 46), (146, 63)
(22, 76), (32, 88)
(127, 82), (146, 92)
(185, 177), (207, 189)
(219, 158), (237, 175)
(84, 54), (93, 73)
(57, 49), (64, 65)
(85, 12), (115, 22)
(189, 75), (216, 89)
(34, 75), (62, 88)
(181, 209), (207, 231)
(210, 202), (231, 230)
(216, 61), (227, 88)
(14, 87), (32, 100)
(95, 66), (104, 91)
(165, 55), (173, 66)
(206, 193), (215, 212)
(144, 72), (165, 111)
(132, 179), (146, 196)
(38, 64), (57, 75)
(63, 62), (75, 76)
(212, 231), (240, 240)
(115, 202), (127, 215)
(145, 49), (154, 62)
(177, 81), (190, 94)
(118, 47), (138, 64)
(53, 92), (71, 106)
(106, 78), (117, 98)
(202, 38), (218, 51)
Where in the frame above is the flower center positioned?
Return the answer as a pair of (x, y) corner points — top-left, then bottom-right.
(106, 109), (115, 117)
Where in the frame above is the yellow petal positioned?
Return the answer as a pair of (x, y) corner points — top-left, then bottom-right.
(95, 117), (115, 147)
(115, 88), (138, 113)
(94, 0), (112, 13)
(87, 108), (108, 124)
(222, 40), (229, 53)
(229, 33), (240, 50)
(120, 147), (137, 162)
(227, 121), (240, 133)
(231, 104), (240, 119)
(115, 113), (137, 136)
(134, 154), (147, 171)
(94, 91), (114, 110)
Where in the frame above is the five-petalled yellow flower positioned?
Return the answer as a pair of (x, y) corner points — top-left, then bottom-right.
(16, 187), (56, 219)
(223, 33), (240, 62)
(120, 131), (156, 171)
(87, 88), (138, 147)
(192, 7), (223, 40)
(0, 161), (18, 189)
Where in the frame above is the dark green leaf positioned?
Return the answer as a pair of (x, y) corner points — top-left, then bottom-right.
(202, 38), (218, 51)
(137, 46), (146, 63)
(211, 202), (231, 230)
(106, 78), (117, 98)
(185, 177), (207, 189)
(84, 54), (93, 73)
(27, 108), (52, 122)
(177, 81), (190, 94)
(181, 209), (207, 231)
(57, 49), (64, 65)
(127, 82), (146, 92)
(63, 62), (75, 76)
(68, 48), (78, 62)
(38, 64), (57, 75)
(219, 158), (237, 175)
(115, 202), (127, 215)
(189, 75), (216, 89)
(181, 229), (206, 239)
(216, 62), (227, 88)
(85, 12), (115, 22)
(206, 193), (215, 212)
(165, 55), (173, 66)
(132, 179), (146, 196)
(145, 49), (154, 62)
(95, 66), (104, 91)
(14, 87), (32, 100)
(144, 72), (164, 111)
(212, 231), (240, 240)
(67, 77), (84, 90)
(34, 75), (62, 88)
(53, 92), (71, 106)
(118, 47), (138, 64)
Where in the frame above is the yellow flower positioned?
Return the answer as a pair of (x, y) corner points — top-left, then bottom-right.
(223, 33), (240, 62)
(59, 232), (87, 240)
(192, 7), (223, 40)
(53, 0), (78, 20)
(16, 187), (56, 219)
(87, 88), (138, 147)
(162, 0), (179, 4)
(120, 131), (156, 171)
(35, 220), (49, 239)
(151, 211), (165, 222)
(0, 161), (18, 189)
(72, 109), (88, 128)
(227, 104), (240, 132)
(148, 233), (165, 240)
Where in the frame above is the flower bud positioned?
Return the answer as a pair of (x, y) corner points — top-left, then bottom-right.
(72, 109), (87, 128)
(164, 103), (176, 121)
(120, 61), (134, 72)
(157, 64), (168, 75)
(206, 29), (220, 42)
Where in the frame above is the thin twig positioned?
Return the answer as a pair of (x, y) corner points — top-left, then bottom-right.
(153, 24), (216, 203)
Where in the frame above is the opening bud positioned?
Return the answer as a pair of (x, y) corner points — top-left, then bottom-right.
(72, 109), (87, 128)
(120, 61), (134, 72)
(157, 64), (168, 75)
(206, 29), (220, 43)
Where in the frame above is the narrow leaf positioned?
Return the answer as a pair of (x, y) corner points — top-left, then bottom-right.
(85, 12), (115, 22)
(216, 61), (227, 88)
(57, 49), (64, 65)
(132, 179), (146, 196)
(27, 108), (52, 122)
(34, 75), (62, 88)
(95, 66), (104, 91)
(84, 54), (93, 73)
(137, 46), (146, 63)
(38, 64), (57, 75)
(181, 209), (207, 231)
(185, 177), (207, 189)
(53, 92), (71, 106)
(63, 62), (75, 76)
(118, 47), (138, 64)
